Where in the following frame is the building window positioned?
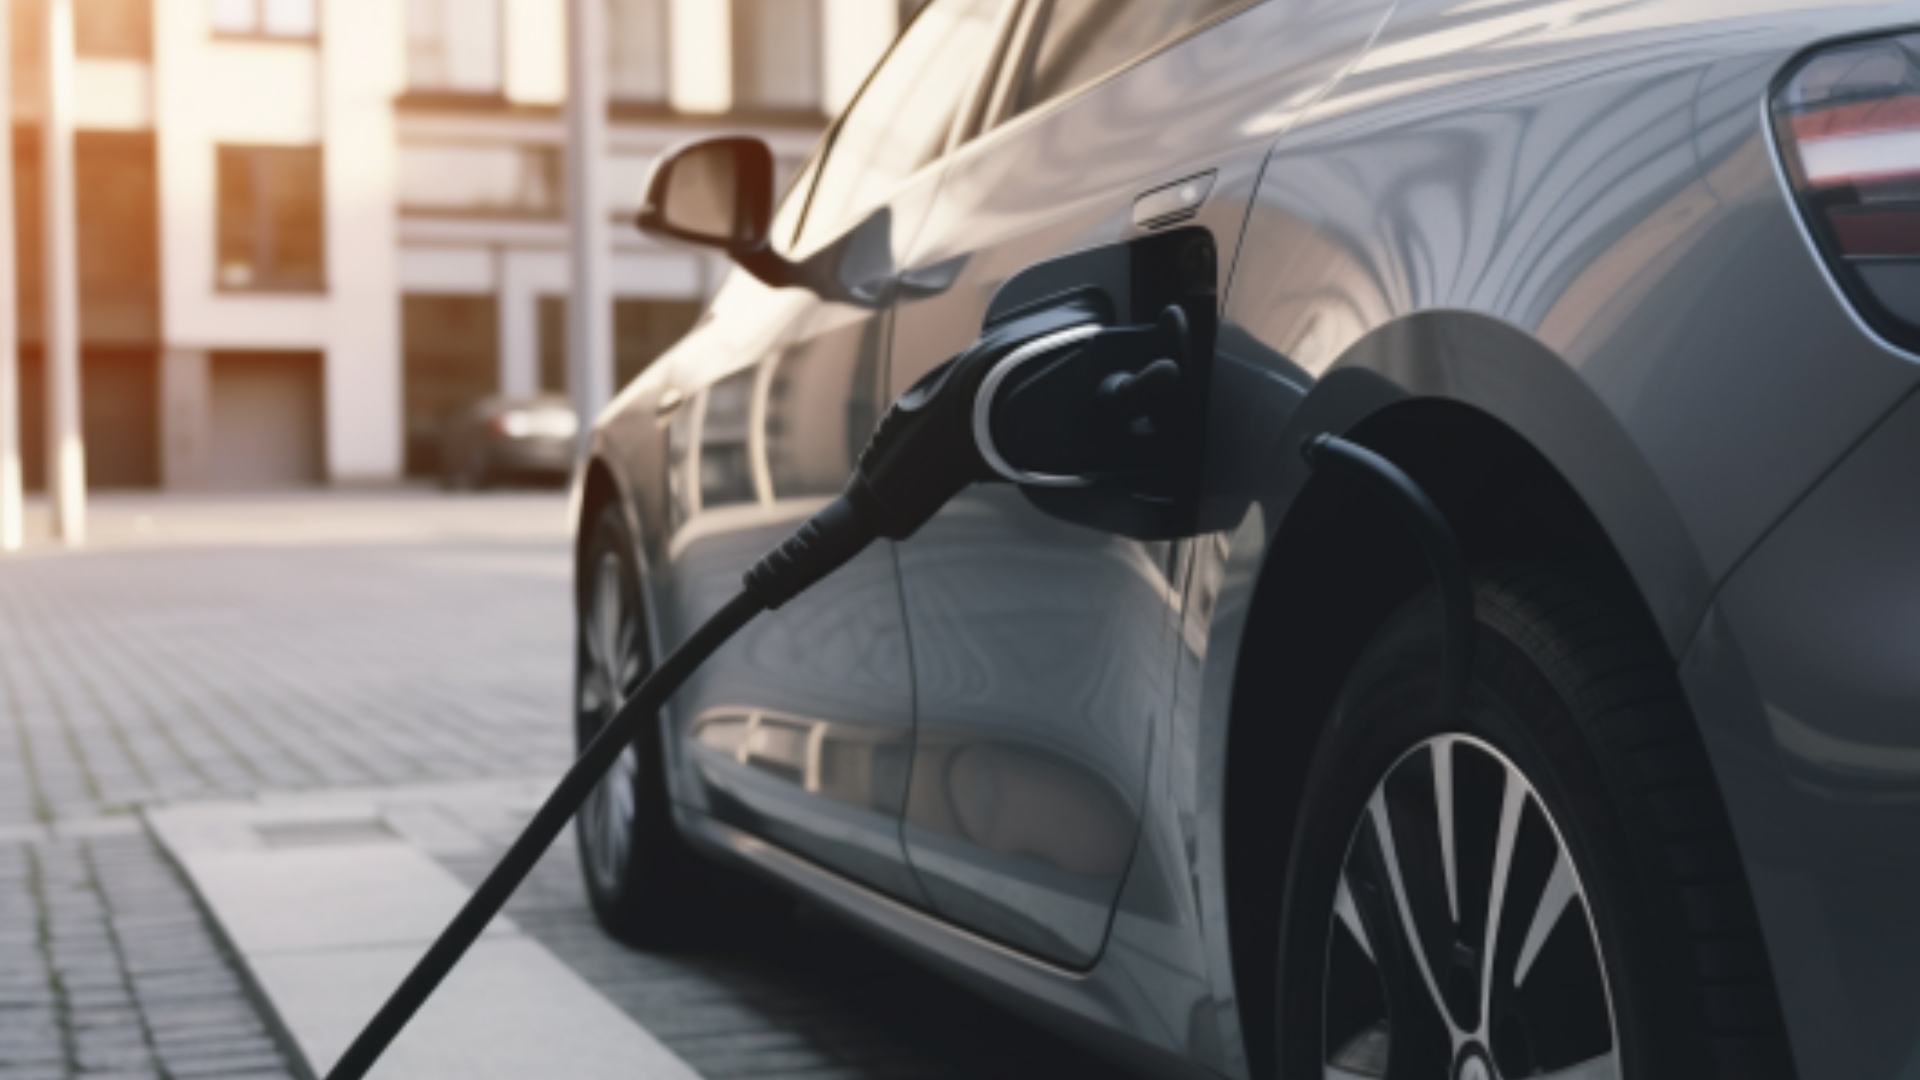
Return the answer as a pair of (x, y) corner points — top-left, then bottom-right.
(398, 143), (561, 217)
(217, 146), (325, 291)
(403, 295), (499, 477)
(731, 0), (822, 114)
(78, 0), (151, 58)
(608, 0), (669, 104)
(210, 0), (317, 39)
(405, 0), (503, 95)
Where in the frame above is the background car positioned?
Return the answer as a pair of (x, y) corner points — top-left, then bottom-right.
(438, 393), (577, 489)
(572, 2), (1920, 1079)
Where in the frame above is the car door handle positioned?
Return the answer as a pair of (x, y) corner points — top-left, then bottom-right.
(1133, 171), (1216, 229)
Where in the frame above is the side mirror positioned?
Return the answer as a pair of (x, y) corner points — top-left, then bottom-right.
(638, 136), (793, 286)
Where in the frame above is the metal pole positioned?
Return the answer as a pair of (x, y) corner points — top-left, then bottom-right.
(0, 0), (23, 551)
(564, 0), (612, 453)
(43, 0), (82, 544)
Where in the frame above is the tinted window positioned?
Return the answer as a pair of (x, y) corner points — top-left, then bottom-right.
(1014, 0), (1252, 118)
(217, 146), (324, 291)
(796, 0), (1008, 250)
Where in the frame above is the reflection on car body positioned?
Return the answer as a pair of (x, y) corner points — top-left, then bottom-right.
(571, 1), (1920, 1078)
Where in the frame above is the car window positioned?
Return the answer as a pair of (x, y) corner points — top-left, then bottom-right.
(794, 0), (1009, 251)
(1010, 0), (1256, 120)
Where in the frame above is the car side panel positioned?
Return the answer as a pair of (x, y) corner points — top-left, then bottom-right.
(1705, 388), (1920, 1080)
(1227, 0), (1920, 620)
(888, 0), (1396, 975)
(1185, 0), (1920, 1074)
(595, 2), (1920, 1077)
(593, 257), (927, 903)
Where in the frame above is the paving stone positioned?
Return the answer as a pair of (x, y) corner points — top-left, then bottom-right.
(159, 1049), (294, 1077)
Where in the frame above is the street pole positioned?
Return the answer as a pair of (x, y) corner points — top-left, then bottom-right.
(0, 0), (22, 551)
(564, 0), (612, 455)
(43, 0), (83, 544)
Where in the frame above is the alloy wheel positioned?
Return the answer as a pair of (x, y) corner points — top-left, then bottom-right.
(1324, 735), (1619, 1080)
(577, 550), (646, 898)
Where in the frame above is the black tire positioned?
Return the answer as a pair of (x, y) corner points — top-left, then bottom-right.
(574, 502), (750, 948)
(1276, 560), (1790, 1080)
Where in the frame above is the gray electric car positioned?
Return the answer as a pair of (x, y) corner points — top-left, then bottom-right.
(569, 2), (1920, 1077)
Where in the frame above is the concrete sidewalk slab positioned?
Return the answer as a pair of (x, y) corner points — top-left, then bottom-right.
(147, 786), (702, 1079)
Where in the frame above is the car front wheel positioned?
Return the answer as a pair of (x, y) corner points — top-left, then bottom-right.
(575, 502), (743, 948)
(1277, 561), (1792, 1080)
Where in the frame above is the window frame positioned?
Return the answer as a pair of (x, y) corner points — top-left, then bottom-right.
(210, 0), (320, 43)
(76, 0), (152, 59)
(606, 0), (673, 108)
(394, 141), (563, 220)
(785, 0), (1026, 255)
(214, 144), (328, 294)
(402, 0), (506, 100)
(728, 0), (828, 119)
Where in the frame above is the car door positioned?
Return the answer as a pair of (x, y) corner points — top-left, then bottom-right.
(657, 0), (1013, 905)
(888, 0), (1394, 965)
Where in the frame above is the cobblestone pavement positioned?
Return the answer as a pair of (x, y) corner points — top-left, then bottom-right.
(1, 828), (289, 1080)
(0, 491), (1119, 1079)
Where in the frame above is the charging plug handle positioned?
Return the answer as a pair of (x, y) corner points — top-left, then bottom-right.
(742, 295), (1110, 608)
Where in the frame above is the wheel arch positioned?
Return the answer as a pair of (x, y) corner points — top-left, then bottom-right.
(573, 455), (625, 611)
(1209, 311), (1722, 1077)
(573, 451), (690, 800)
(573, 450), (657, 622)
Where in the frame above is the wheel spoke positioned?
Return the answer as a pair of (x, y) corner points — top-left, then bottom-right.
(591, 558), (623, 685)
(1533, 1051), (1622, 1080)
(578, 666), (611, 714)
(1433, 737), (1459, 925)
(577, 548), (644, 893)
(1334, 876), (1375, 963)
(1514, 849), (1579, 989)
(615, 618), (643, 699)
(1477, 764), (1527, 1034)
(1365, 790), (1461, 1039)
(1326, 739), (1617, 1080)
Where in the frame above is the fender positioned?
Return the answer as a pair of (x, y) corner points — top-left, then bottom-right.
(1178, 309), (1726, 1067)
(1203, 309), (1713, 654)
(577, 373), (688, 799)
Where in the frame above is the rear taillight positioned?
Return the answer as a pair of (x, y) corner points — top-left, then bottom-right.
(1773, 32), (1920, 348)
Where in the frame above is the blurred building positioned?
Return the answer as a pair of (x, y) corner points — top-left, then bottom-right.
(7, 0), (908, 489)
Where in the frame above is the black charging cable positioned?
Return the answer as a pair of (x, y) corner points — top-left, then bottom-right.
(323, 586), (766, 1080)
(1300, 433), (1474, 719)
(324, 299), (1107, 1080)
